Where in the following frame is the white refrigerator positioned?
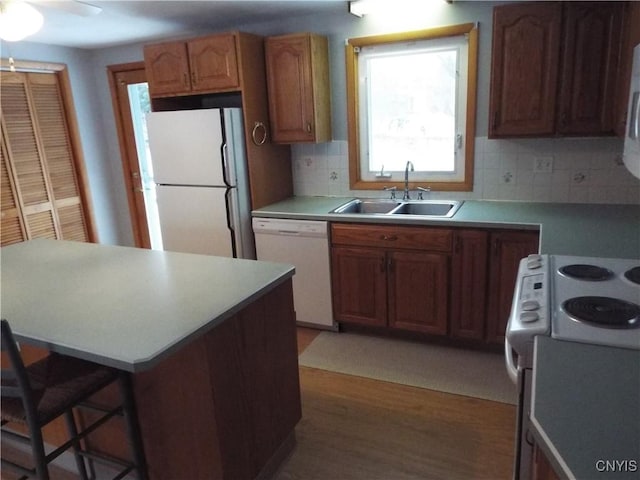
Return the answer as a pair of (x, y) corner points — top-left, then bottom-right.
(146, 109), (255, 259)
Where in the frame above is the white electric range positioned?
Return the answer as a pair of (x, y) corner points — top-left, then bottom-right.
(505, 254), (640, 480)
(507, 254), (640, 369)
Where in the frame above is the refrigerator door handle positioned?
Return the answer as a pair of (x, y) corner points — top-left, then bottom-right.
(224, 188), (238, 258)
(221, 142), (232, 187)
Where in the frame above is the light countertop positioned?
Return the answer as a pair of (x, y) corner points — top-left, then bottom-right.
(532, 337), (640, 479)
(0, 239), (295, 372)
(253, 196), (640, 259)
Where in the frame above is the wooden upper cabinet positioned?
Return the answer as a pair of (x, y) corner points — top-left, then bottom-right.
(557, 2), (623, 135)
(188, 34), (239, 93)
(265, 33), (331, 143)
(489, 1), (624, 138)
(144, 42), (191, 96)
(144, 31), (294, 211)
(144, 33), (240, 97)
(489, 2), (561, 137)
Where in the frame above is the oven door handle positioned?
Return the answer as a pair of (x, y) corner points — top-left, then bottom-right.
(504, 337), (519, 384)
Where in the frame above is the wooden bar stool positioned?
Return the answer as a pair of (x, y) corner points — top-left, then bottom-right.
(1, 319), (147, 480)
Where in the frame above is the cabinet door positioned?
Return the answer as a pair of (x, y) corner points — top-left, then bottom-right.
(489, 2), (561, 137)
(556, 2), (623, 135)
(144, 42), (191, 96)
(188, 34), (240, 92)
(486, 231), (539, 344)
(265, 34), (316, 143)
(450, 230), (489, 340)
(388, 251), (448, 335)
(331, 246), (387, 327)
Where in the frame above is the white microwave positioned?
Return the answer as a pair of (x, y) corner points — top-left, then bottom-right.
(623, 44), (640, 179)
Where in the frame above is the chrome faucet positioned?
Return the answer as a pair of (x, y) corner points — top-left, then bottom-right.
(403, 161), (414, 200)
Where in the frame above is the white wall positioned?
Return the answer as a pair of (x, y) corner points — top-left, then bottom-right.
(2, 1), (637, 246)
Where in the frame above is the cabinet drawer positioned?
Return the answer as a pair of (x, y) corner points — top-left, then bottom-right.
(331, 223), (452, 252)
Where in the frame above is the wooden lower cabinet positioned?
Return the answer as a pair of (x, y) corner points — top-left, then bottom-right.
(330, 222), (539, 346)
(388, 251), (448, 335)
(450, 229), (489, 340)
(330, 223), (451, 335)
(331, 246), (387, 327)
(486, 230), (540, 344)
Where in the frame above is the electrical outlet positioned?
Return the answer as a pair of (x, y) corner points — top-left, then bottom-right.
(534, 156), (554, 173)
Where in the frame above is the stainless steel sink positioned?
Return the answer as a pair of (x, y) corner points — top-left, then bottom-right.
(390, 200), (463, 218)
(330, 199), (402, 214)
(330, 199), (463, 218)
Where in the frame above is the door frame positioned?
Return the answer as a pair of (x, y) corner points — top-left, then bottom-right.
(107, 61), (151, 248)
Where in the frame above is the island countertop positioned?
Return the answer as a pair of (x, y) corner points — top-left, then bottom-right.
(531, 337), (640, 480)
(252, 196), (640, 259)
(0, 239), (295, 372)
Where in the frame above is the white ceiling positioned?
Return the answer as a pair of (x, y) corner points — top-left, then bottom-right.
(18, 0), (348, 49)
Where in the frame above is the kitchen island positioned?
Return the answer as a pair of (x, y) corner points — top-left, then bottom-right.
(0, 239), (301, 479)
(532, 337), (640, 480)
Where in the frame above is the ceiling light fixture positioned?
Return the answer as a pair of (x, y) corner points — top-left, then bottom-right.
(349, 0), (452, 17)
(0, 0), (44, 42)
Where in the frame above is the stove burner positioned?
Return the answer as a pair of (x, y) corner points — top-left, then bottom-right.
(562, 296), (640, 328)
(624, 266), (640, 285)
(559, 264), (614, 281)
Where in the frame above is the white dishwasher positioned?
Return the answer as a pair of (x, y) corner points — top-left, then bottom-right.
(253, 217), (335, 330)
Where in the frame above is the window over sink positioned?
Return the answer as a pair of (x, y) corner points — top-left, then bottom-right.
(346, 23), (478, 192)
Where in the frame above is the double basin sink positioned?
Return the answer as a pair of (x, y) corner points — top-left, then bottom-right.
(330, 199), (463, 218)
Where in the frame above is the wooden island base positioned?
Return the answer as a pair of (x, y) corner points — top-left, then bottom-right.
(133, 279), (301, 479)
(81, 279), (301, 480)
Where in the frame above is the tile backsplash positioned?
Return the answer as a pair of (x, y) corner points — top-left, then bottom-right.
(292, 137), (640, 204)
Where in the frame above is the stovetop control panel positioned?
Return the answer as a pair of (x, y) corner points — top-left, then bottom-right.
(514, 254), (550, 326)
(506, 254), (551, 364)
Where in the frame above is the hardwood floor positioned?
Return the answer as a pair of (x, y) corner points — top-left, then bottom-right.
(275, 328), (516, 480)
(1, 328), (516, 480)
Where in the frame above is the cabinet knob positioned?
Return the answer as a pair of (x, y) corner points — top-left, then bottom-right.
(381, 235), (398, 241)
(306, 122), (312, 133)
